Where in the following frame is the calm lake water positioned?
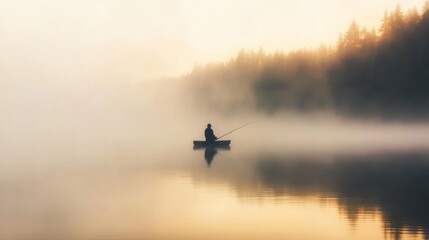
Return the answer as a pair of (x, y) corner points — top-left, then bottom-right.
(1, 113), (429, 240)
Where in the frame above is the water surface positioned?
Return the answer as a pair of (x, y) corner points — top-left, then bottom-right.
(2, 123), (429, 240)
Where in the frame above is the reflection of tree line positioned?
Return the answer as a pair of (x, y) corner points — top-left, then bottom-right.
(185, 2), (429, 119)
(256, 153), (429, 239)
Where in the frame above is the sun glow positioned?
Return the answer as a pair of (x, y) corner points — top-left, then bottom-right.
(1, 0), (427, 80)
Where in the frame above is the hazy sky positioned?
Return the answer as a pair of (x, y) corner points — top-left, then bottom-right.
(0, 0), (427, 80)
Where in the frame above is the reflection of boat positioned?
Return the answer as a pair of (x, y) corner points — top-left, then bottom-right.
(192, 144), (231, 167)
(193, 140), (231, 149)
(204, 147), (218, 167)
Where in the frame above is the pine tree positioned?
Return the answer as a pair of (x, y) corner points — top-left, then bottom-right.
(337, 33), (345, 53)
(405, 7), (420, 27)
(361, 27), (377, 48)
(390, 4), (405, 33)
(344, 21), (360, 50)
(380, 10), (392, 39)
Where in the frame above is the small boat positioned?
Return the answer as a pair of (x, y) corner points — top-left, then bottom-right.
(193, 140), (231, 148)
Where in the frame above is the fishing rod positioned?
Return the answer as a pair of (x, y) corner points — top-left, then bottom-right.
(217, 122), (254, 140)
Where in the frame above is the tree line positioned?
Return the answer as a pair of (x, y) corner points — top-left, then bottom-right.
(183, 2), (429, 119)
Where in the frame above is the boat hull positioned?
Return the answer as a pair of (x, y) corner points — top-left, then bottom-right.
(193, 140), (231, 149)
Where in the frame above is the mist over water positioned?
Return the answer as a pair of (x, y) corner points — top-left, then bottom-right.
(2, 76), (429, 239)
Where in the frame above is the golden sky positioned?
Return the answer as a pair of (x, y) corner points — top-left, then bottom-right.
(0, 0), (427, 80)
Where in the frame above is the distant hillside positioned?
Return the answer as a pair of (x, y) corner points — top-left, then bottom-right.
(182, 2), (429, 119)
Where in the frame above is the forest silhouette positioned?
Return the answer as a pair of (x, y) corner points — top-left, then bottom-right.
(183, 2), (429, 119)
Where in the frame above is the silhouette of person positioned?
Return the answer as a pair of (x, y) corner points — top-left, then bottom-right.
(204, 123), (218, 143)
(204, 147), (217, 167)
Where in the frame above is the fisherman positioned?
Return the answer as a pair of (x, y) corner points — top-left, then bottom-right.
(204, 123), (218, 142)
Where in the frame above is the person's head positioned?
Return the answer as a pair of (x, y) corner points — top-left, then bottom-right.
(207, 123), (211, 128)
